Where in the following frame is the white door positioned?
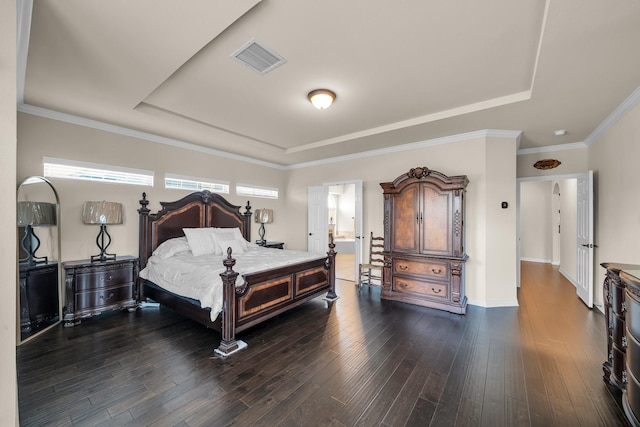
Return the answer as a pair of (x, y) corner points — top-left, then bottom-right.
(576, 171), (594, 307)
(308, 186), (328, 253)
(353, 180), (364, 279)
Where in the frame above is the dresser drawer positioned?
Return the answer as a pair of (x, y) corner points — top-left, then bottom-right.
(393, 258), (449, 279)
(393, 277), (448, 299)
(74, 265), (134, 291)
(75, 284), (134, 310)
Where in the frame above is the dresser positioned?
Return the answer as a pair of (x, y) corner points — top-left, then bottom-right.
(619, 269), (640, 426)
(63, 256), (139, 326)
(380, 167), (468, 314)
(601, 262), (640, 391)
(19, 261), (59, 334)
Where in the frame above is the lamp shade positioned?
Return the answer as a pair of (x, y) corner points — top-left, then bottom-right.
(82, 201), (123, 225)
(254, 209), (274, 224)
(17, 201), (56, 226)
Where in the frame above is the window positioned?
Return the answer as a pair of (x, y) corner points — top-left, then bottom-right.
(236, 183), (279, 199)
(165, 173), (229, 193)
(43, 157), (154, 186)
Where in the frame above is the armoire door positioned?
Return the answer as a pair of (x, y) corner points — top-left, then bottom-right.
(420, 184), (453, 256)
(391, 183), (420, 253)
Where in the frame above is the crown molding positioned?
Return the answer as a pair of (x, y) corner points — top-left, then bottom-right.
(517, 141), (587, 156)
(18, 104), (287, 170)
(584, 85), (640, 146)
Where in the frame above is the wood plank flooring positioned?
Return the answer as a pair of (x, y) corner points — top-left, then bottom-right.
(17, 262), (629, 426)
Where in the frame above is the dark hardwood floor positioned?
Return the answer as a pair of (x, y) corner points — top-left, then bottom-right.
(17, 262), (629, 426)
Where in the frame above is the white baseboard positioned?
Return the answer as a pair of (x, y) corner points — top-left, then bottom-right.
(519, 257), (552, 263)
(558, 268), (578, 287)
(468, 299), (520, 308)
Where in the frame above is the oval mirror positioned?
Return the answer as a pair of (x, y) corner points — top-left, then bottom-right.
(17, 176), (61, 344)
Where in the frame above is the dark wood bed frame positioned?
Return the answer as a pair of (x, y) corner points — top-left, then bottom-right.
(138, 190), (338, 356)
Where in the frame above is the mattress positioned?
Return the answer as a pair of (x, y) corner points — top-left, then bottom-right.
(140, 245), (325, 321)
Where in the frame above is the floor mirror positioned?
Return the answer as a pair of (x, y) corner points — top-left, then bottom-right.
(17, 176), (62, 344)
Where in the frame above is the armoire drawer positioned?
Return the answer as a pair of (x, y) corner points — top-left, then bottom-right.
(393, 258), (449, 279)
(393, 277), (449, 299)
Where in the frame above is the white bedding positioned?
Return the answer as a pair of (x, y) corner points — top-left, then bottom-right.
(139, 244), (326, 321)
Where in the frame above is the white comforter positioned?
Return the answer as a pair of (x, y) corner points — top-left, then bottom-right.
(139, 246), (326, 321)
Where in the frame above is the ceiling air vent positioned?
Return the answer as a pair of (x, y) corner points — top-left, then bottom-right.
(231, 38), (286, 74)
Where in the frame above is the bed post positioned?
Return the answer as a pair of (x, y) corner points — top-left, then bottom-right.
(215, 248), (247, 356)
(138, 193), (151, 301)
(242, 201), (252, 241)
(324, 234), (339, 301)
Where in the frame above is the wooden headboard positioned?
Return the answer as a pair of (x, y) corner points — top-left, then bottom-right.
(138, 191), (252, 269)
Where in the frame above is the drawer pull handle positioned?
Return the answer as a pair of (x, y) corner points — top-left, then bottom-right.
(431, 268), (442, 274)
(398, 282), (408, 288)
(100, 292), (115, 301)
(431, 287), (442, 294)
(100, 275), (113, 282)
(398, 264), (409, 271)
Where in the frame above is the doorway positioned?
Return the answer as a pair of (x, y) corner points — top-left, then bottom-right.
(329, 183), (357, 282)
(517, 172), (594, 308)
(307, 180), (363, 283)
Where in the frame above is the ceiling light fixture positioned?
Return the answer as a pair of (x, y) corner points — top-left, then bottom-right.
(308, 89), (336, 110)
(554, 129), (567, 136)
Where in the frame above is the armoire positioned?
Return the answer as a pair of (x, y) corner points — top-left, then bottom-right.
(380, 166), (469, 314)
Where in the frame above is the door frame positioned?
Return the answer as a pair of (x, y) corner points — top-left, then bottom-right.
(516, 172), (587, 288)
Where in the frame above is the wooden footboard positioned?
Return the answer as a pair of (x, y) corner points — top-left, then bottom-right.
(217, 237), (338, 356)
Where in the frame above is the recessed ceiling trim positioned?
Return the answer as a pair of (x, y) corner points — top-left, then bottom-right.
(287, 130), (523, 170)
(286, 90), (532, 154)
(231, 38), (286, 74)
(17, 103), (287, 170)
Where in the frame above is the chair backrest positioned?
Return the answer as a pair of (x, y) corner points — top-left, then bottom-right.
(369, 231), (385, 265)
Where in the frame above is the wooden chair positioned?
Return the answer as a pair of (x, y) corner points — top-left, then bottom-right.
(357, 232), (384, 290)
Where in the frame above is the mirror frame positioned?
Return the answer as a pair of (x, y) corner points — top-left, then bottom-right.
(16, 176), (62, 345)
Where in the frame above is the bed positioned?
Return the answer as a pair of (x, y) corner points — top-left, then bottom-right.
(138, 190), (338, 356)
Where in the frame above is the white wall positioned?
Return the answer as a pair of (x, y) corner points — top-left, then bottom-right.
(1, 0), (18, 424)
(520, 181), (553, 262)
(588, 98), (640, 309)
(337, 184), (355, 236)
(517, 147), (588, 177)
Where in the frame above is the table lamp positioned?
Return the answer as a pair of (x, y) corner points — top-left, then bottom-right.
(254, 208), (273, 245)
(17, 201), (56, 265)
(82, 201), (123, 262)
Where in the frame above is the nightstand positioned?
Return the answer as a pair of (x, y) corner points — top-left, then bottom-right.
(62, 256), (139, 326)
(19, 261), (59, 335)
(256, 241), (285, 249)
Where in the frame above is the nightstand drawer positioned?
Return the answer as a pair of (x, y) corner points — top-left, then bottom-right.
(75, 284), (134, 310)
(75, 266), (134, 291)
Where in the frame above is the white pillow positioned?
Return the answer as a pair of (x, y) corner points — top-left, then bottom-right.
(212, 227), (248, 250)
(217, 237), (245, 255)
(152, 236), (190, 259)
(182, 228), (220, 256)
